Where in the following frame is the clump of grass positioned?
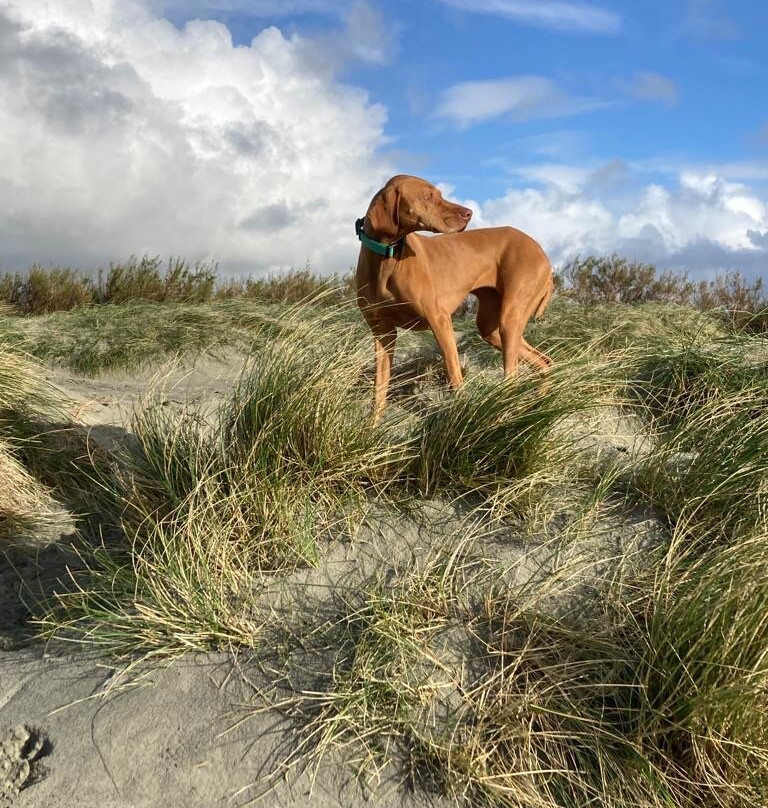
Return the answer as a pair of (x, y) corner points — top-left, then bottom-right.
(631, 533), (768, 807)
(0, 340), (120, 529)
(415, 539), (768, 808)
(220, 318), (404, 495)
(265, 540), (484, 786)
(411, 355), (619, 499)
(0, 341), (62, 421)
(630, 390), (768, 545)
(0, 343), (108, 539)
(8, 298), (349, 375)
(267, 536), (643, 804)
(628, 333), (768, 428)
(631, 336), (768, 425)
(13, 301), (278, 375)
(27, 303), (238, 375)
(0, 439), (60, 540)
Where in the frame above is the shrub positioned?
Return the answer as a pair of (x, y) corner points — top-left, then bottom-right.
(692, 271), (768, 332)
(0, 266), (94, 314)
(215, 266), (353, 304)
(102, 255), (217, 304)
(557, 256), (768, 332)
(692, 270), (765, 313)
(560, 254), (694, 305)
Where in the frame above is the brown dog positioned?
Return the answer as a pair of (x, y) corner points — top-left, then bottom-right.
(356, 174), (554, 418)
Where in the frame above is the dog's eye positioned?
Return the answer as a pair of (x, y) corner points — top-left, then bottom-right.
(424, 191), (434, 201)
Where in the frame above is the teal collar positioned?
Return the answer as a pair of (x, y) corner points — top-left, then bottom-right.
(355, 218), (403, 258)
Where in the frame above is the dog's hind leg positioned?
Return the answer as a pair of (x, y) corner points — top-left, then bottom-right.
(519, 339), (553, 371)
(475, 288), (503, 351)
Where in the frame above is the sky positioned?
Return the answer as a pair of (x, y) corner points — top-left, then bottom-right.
(1, 0), (767, 277)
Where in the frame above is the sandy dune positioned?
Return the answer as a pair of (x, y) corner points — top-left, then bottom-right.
(1, 356), (664, 807)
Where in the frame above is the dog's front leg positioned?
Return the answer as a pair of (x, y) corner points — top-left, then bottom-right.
(428, 311), (463, 389)
(372, 325), (397, 422)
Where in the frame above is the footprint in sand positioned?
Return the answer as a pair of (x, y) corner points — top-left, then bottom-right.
(0, 725), (48, 805)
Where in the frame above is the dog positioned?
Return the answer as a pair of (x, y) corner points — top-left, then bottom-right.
(355, 174), (554, 418)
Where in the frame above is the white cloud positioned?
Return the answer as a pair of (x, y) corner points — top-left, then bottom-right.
(509, 164), (592, 193)
(466, 165), (768, 274)
(0, 0), (393, 273)
(434, 76), (608, 128)
(435, 0), (620, 33)
(620, 71), (679, 107)
(618, 174), (766, 253)
(152, 0), (339, 16)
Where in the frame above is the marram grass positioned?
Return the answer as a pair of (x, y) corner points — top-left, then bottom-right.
(0, 342), (78, 539)
(267, 528), (768, 808)
(628, 331), (768, 428)
(13, 297), (768, 808)
(37, 305), (604, 658)
(0, 439), (60, 540)
(630, 389), (768, 545)
(410, 354), (618, 496)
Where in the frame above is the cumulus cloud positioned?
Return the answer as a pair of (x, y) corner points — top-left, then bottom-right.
(0, 0), (393, 273)
(434, 0), (620, 34)
(434, 76), (608, 128)
(620, 71), (679, 107)
(465, 165), (768, 275)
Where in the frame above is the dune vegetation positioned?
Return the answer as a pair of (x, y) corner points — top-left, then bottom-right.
(3, 256), (768, 807)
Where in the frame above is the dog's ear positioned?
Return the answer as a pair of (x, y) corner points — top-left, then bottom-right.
(366, 185), (401, 240)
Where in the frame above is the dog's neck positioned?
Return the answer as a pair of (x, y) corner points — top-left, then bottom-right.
(362, 216), (407, 245)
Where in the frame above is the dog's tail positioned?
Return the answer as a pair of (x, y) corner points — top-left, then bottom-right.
(533, 273), (554, 320)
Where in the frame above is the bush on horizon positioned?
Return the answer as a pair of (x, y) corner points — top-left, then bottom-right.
(2, 254), (767, 333)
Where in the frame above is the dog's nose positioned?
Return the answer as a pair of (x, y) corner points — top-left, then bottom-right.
(457, 206), (472, 221)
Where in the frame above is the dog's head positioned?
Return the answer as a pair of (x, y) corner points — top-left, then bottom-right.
(365, 175), (472, 241)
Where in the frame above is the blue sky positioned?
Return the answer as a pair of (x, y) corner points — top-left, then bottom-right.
(1, 0), (767, 276)
(194, 0), (768, 198)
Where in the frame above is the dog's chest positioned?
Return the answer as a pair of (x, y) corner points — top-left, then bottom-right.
(357, 260), (429, 330)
